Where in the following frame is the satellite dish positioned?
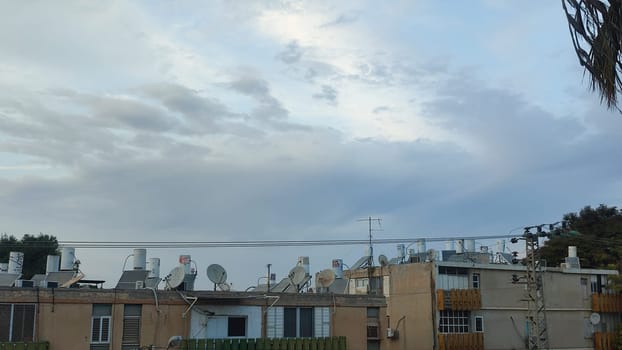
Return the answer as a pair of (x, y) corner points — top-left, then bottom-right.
(288, 266), (306, 285)
(207, 264), (228, 284)
(426, 249), (437, 262)
(164, 265), (185, 289)
(590, 313), (601, 325)
(378, 255), (389, 267)
(218, 282), (231, 291)
(316, 269), (336, 288)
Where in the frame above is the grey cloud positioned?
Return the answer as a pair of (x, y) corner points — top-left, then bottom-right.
(227, 77), (296, 126)
(320, 12), (360, 27)
(80, 96), (176, 132)
(276, 40), (304, 64)
(312, 85), (338, 105)
(373, 106), (391, 114)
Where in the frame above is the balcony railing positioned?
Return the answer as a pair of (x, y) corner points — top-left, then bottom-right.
(437, 289), (482, 311)
(437, 333), (484, 350)
(592, 293), (622, 313)
(0, 343), (49, 350)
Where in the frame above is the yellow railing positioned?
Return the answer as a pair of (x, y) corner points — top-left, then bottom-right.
(437, 289), (481, 311)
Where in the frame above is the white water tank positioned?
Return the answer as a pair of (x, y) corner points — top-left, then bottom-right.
(0, 263), (8, 273)
(332, 259), (344, 279)
(408, 248), (416, 259)
(133, 249), (147, 270)
(465, 239), (475, 253)
(444, 241), (454, 251)
(297, 256), (310, 276)
(397, 244), (405, 260)
(8, 252), (24, 275)
(60, 247), (76, 271)
(416, 240), (427, 254)
(46, 255), (60, 274)
(147, 258), (160, 278)
(455, 240), (464, 254)
(496, 240), (506, 254)
(568, 246), (577, 258)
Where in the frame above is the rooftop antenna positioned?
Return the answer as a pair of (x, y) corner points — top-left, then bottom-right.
(206, 264), (228, 291)
(357, 216), (382, 294)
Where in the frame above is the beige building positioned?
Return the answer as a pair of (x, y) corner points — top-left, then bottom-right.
(345, 247), (621, 350)
(0, 287), (385, 350)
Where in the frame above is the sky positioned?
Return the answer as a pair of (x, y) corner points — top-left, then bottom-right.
(1, 1), (621, 290)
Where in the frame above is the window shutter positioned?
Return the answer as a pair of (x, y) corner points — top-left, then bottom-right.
(122, 318), (140, 343)
(314, 307), (330, 337)
(101, 317), (110, 342)
(91, 318), (101, 342)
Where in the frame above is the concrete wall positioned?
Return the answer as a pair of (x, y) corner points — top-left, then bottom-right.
(476, 267), (596, 350)
(332, 306), (370, 350)
(385, 263), (435, 350)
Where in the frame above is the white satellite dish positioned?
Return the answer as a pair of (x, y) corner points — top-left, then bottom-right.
(288, 266), (306, 285)
(164, 265), (185, 289)
(378, 255), (389, 267)
(316, 269), (336, 288)
(590, 313), (601, 325)
(207, 264), (228, 284)
(218, 282), (231, 292)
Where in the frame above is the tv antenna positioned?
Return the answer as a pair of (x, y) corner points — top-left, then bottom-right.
(358, 216), (382, 294)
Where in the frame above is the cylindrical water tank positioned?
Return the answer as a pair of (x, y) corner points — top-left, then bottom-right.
(332, 259), (344, 279)
(0, 263), (8, 273)
(179, 255), (191, 274)
(465, 239), (475, 253)
(46, 255), (60, 274)
(60, 247), (76, 271)
(8, 252), (24, 275)
(147, 258), (160, 278)
(455, 240), (464, 254)
(133, 248), (147, 270)
(397, 244), (405, 260)
(416, 240), (427, 254)
(297, 256), (310, 275)
(496, 240), (506, 254)
(568, 246), (577, 258)
(445, 241), (454, 251)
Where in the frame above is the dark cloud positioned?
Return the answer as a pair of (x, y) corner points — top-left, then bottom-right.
(312, 85), (338, 105)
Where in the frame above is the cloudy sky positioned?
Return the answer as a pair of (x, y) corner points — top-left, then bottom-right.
(1, 1), (621, 289)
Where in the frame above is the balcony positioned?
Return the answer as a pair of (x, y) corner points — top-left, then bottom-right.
(437, 333), (484, 350)
(436, 289), (482, 311)
(591, 293), (622, 313)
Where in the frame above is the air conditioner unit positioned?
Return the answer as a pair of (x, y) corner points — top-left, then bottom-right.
(15, 280), (35, 288)
(135, 281), (144, 289)
(387, 328), (397, 339)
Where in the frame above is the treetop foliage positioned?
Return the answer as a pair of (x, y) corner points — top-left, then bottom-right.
(0, 233), (59, 280)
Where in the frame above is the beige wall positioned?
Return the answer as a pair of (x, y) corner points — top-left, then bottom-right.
(385, 263), (435, 350)
(332, 306), (370, 350)
(37, 303), (92, 350)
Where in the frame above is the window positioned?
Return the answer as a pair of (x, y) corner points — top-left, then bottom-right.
(356, 278), (369, 288)
(367, 307), (380, 339)
(122, 304), (141, 350)
(227, 317), (247, 337)
(0, 304), (36, 342)
(439, 310), (470, 333)
(474, 316), (484, 332)
(472, 273), (480, 289)
(91, 304), (112, 350)
(283, 307), (313, 338)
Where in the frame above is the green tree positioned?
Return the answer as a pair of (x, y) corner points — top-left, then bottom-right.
(562, 0), (622, 111)
(539, 204), (622, 270)
(0, 233), (59, 279)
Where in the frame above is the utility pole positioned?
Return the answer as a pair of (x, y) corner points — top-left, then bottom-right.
(512, 225), (550, 350)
